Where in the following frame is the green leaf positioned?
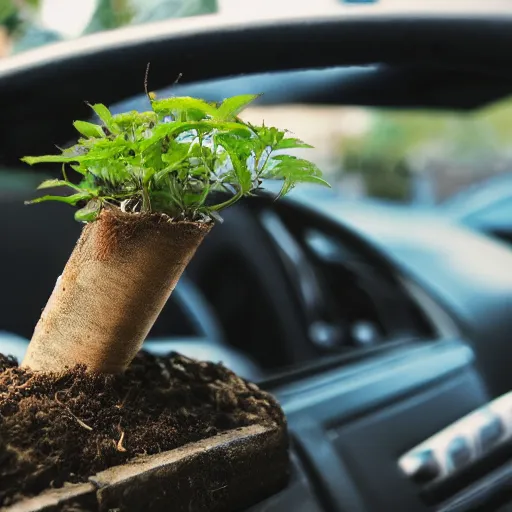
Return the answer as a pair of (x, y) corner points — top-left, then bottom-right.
(25, 192), (92, 206)
(111, 111), (157, 133)
(152, 97), (218, 118)
(262, 155), (330, 198)
(89, 103), (116, 131)
(73, 120), (105, 139)
(267, 154), (325, 176)
(274, 137), (314, 150)
(141, 120), (251, 153)
(75, 200), (101, 222)
(143, 167), (156, 185)
(216, 133), (253, 193)
(216, 94), (260, 121)
(255, 126), (284, 148)
(70, 164), (86, 175)
(21, 155), (86, 165)
(277, 179), (294, 199)
(37, 179), (83, 192)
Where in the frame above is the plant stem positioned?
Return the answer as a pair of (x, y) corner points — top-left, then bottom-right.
(209, 188), (243, 212)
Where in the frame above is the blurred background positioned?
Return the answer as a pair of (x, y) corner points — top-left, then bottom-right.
(3, 0), (512, 209)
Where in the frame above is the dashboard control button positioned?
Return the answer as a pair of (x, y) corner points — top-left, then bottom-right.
(400, 392), (512, 485)
(479, 416), (504, 452)
(401, 449), (440, 484)
(446, 436), (472, 471)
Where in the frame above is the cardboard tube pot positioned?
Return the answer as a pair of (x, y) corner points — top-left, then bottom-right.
(22, 208), (212, 373)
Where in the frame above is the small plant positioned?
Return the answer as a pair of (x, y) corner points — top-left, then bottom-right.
(23, 94), (328, 223)
(20, 93), (329, 374)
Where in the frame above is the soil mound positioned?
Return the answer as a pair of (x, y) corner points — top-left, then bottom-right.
(0, 351), (284, 507)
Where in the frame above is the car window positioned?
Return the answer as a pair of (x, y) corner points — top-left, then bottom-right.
(0, 0), (218, 56)
(3, 2), (512, 210)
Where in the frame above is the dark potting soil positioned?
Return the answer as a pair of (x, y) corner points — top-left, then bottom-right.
(0, 351), (285, 507)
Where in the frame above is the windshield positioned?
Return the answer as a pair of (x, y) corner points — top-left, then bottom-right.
(210, 93), (512, 206)
(0, 0), (218, 56)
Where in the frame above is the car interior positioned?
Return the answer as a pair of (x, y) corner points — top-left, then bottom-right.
(3, 9), (512, 512)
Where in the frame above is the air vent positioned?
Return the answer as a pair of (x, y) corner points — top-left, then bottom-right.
(260, 209), (436, 355)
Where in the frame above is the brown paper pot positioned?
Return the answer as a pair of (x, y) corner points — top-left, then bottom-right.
(22, 209), (212, 374)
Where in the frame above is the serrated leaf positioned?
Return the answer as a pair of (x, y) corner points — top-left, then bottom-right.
(216, 133), (253, 193)
(255, 126), (284, 148)
(216, 94), (260, 121)
(263, 155), (330, 198)
(141, 121), (251, 153)
(274, 137), (314, 150)
(152, 97), (218, 118)
(73, 120), (105, 139)
(275, 174), (330, 199)
(25, 192), (92, 206)
(21, 155), (87, 165)
(276, 178), (294, 199)
(37, 179), (70, 189)
(270, 154), (324, 175)
(37, 179), (84, 192)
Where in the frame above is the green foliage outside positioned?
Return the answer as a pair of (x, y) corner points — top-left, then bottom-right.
(83, 0), (217, 34)
(0, 0), (22, 34)
(5, 0), (217, 54)
(22, 94), (328, 223)
(340, 96), (512, 201)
